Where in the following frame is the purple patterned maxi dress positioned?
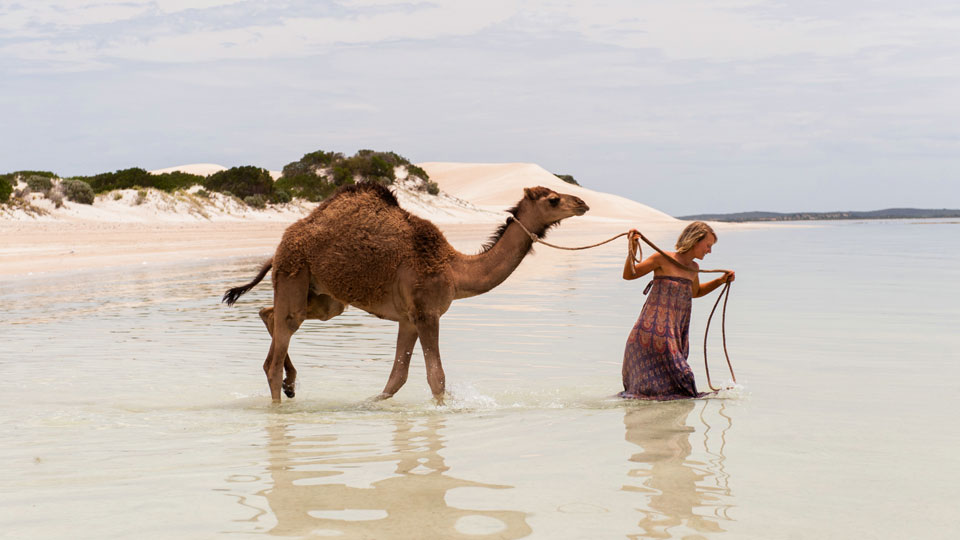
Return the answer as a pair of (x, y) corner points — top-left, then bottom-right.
(619, 276), (707, 400)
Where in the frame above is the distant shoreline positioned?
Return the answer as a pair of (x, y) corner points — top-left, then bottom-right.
(678, 208), (960, 222)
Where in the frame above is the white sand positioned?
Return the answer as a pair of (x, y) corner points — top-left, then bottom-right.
(1, 162), (687, 278)
(419, 162), (677, 224)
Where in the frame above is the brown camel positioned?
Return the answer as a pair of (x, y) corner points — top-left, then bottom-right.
(223, 181), (589, 403)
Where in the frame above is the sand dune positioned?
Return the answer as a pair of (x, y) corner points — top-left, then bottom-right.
(419, 162), (677, 224)
(149, 163), (228, 177)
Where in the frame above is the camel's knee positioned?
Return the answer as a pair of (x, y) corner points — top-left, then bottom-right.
(259, 307), (276, 337)
(283, 311), (306, 332)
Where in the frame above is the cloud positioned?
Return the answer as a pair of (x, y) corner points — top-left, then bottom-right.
(6, 1), (960, 71)
(0, 1), (521, 69)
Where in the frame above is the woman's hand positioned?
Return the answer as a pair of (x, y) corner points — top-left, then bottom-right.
(724, 271), (736, 283)
(623, 229), (644, 279)
(627, 229), (641, 259)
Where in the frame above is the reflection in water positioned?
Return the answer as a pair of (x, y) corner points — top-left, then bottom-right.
(623, 401), (734, 539)
(255, 416), (531, 539)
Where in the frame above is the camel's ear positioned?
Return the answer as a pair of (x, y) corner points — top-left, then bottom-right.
(523, 186), (551, 200)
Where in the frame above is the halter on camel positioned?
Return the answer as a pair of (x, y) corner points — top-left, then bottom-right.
(507, 217), (736, 392)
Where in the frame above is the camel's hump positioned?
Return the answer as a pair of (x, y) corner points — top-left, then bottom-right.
(316, 182), (399, 212)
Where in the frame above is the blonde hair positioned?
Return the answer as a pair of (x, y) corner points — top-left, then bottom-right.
(675, 221), (716, 253)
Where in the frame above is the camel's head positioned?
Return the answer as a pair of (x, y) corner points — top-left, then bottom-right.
(519, 186), (590, 230)
(480, 186), (590, 254)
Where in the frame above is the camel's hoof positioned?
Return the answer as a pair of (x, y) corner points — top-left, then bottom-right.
(282, 382), (295, 399)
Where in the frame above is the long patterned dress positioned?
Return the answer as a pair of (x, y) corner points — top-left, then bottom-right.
(619, 276), (707, 400)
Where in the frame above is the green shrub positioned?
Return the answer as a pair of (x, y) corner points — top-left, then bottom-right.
(274, 174), (338, 202)
(75, 168), (203, 193)
(426, 181), (440, 195)
(244, 194), (267, 209)
(281, 150), (342, 178)
(196, 189), (210, 198)
(279, 149), (420, 194)
(153, 171), (204, 192)
(406, 164), (429, 181)
(270, 189), (291, 204)
(13, 170), (56, 179)
(63, 179), (95, 204)
(135, 189), (147, 205)
(27, 175), (54, 194)
(340, 150), (409, 185)
(0, 174), (13, 203)
(555, 174), (580, 186)
(331, 166), (355, 186)
(203, 166), (273, 199)
(349, 153), (393, 180)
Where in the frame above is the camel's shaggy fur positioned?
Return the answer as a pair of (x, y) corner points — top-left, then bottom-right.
(224, 181), (589, 403)
(273, 183), (455, 307)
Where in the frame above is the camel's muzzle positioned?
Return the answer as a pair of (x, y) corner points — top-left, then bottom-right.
(574, 199), (590, 215)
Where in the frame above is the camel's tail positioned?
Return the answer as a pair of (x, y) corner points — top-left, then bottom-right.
(222, 258), (273, 306)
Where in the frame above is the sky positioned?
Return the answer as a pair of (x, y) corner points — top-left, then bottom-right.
(2, 1), (959, 215)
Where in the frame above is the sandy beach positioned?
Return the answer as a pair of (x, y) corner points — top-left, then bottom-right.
(0, 162), (680, 279)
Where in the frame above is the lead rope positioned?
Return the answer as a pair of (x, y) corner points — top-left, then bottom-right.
(507, 217), (736, 392)
(702, 280), (734, 391)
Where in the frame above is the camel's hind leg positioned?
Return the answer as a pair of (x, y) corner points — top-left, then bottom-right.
(261, 292), (346, 399)
(260, 307), (298, 398)
(266, 269), (310, 402)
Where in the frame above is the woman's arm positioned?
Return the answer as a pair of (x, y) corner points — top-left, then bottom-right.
(623, 232), (661, 280)
(693, 271), (735, 298)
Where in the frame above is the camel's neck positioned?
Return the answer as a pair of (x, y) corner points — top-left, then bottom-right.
(452, 218), (537, 299)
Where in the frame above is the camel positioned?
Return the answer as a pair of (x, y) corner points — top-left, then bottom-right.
(223, 181), (589, 403)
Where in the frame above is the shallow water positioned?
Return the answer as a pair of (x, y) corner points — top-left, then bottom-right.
(2, 220), (959, 539)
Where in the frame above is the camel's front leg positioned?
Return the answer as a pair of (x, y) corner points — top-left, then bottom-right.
(414, 315), (445, 404)
(377, 320), (419, 400)
(260, 307), (297, 398)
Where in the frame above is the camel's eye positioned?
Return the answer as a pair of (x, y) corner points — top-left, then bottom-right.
(549, 196), (560, 206)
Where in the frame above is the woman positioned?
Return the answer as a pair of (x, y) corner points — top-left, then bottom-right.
(620, 221), (735, 400)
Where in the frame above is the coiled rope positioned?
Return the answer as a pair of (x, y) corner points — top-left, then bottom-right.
(507, 217), (736, 391)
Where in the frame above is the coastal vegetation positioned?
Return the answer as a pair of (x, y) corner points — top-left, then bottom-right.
(555, 173), (580, 186)
(63, 179), (95, 204)
(0, 174), (14, 203)
(203, 166), (273, 200)
(0, 149), (435, 210)
(71, 167), (204, 193)
(275, 149), (435, 202)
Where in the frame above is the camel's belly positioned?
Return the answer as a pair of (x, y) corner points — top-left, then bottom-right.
(351, 301), (402, 322)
